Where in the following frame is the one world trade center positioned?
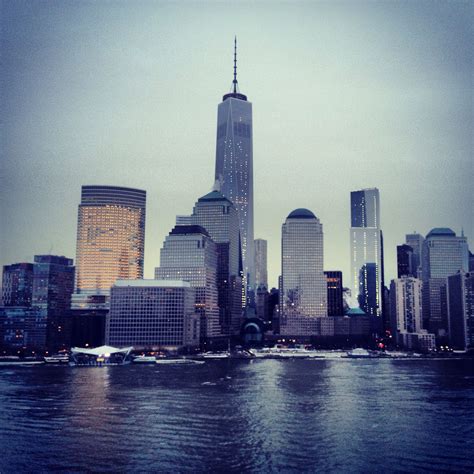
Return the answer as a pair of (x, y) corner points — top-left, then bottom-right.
(215, 38), (255, 293)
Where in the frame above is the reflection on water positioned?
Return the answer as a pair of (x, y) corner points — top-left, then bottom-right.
(0, 360), (473, 473)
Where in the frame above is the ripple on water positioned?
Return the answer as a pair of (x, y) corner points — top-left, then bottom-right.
(0, 360), (473, 473)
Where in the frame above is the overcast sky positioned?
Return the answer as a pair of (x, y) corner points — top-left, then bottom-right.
(1, 0), (473, 288)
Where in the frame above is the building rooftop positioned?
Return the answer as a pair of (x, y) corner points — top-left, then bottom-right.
(114, 280), (191, 288)
(287, 208), (316, 220)
(426, 228), (456, 238)
(198, 190), (232, 204)
(346, 307), (366, 315)
(169, 225), (210, 237)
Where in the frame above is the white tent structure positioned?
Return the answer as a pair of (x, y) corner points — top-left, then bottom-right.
(70, 345), (133, 365)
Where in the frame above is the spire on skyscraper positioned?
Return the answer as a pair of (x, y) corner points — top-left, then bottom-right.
(233, 36), (238, 94)
(223, 37), (247, 102)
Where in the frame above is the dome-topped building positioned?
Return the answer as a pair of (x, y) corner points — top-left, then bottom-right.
(287, 208), (317, 220)
(426, 228), (456, 238)
(280, 208), (327, 338)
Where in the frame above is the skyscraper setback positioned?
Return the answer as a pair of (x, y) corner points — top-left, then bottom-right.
(155, 225), (220, 342)
(190, 190), (243, 337)
(350, 188), (383, 318)
(215, 38), (254, 290)
(73, 185), (146, 309)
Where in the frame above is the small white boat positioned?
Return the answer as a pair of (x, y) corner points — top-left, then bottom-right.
(44, 354), (70, 364)
(201, 352), (230, 359)
(132, 356), (156, 364)
(346, 348), (372, 358)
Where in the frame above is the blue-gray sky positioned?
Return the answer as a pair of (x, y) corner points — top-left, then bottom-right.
(1, 0), (473, 287)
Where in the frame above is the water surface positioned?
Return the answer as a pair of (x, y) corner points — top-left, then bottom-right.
(1, 359), (473, 473)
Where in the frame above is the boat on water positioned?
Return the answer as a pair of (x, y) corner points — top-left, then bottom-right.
(201, 352), (231, 359)
(132, 355), (157, 364)
(249, 347), (325, 359)
(155, 358), (204, 365)
(346, 348), (373, 359)
(44, 354), (70, 364)
(0, 356), (44, 366)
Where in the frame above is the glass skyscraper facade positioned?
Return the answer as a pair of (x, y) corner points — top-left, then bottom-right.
(215, 41), (254, 290)
(155, 225), (220, 341)
(73, 185), (146, 309)
(280, 209), (327, 336)
(2, 263), (34, 307)
(447, 271), (474, 351)
(107, 280), (199, 350)
(32, 255), (75, 350)
(254, 239), (268, 289)
(406, 233), (424, 278)
(190, 190), (243, 336)
(350, 188), (383, 317)
(421, 228), (469, 336)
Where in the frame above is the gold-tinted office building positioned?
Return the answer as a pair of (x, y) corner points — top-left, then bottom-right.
(73, 186), (146, 308)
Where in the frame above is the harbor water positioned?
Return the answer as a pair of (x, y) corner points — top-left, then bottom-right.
(0, 358), (473, 473)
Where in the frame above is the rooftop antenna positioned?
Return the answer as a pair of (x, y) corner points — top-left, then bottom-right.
(233, 36), (238, 94)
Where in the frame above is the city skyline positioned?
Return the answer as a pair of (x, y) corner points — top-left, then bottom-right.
(2, 1), (473, 289)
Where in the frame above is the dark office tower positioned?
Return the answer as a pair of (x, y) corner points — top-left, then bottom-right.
(324, 271), (344, 316)
(215, 38), (254, 291)
(268, 288), (279, 331)
(421, 228), (469, 337)
(254, 239), (268, 289)
(350, 188), (383, 317)
(406, 233), (424, 277)
(397, 244), (414, 278)
(2, 263), (34, 306)
(255, 285), (269, 322)
(155, 225), (220, 343)
(469, 251), (474, 272)
(280, 209), (327, 337)
(32, 255), (75, 351)
(73, 185), (146, 309)
(190, 190), (243, 336)
(447, 271), (474, 350)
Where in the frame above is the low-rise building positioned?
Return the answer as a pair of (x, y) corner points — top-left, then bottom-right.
(106, 280), (199, 351)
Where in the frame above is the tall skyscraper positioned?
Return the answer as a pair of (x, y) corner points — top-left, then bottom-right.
(2, 263), (34, 306)
(73, 185), (146, 309)
(421, 228), (469, 336)
(190, 190), (243, 336)
(155, 225), (220, 342)
(215, 38), (254, 290)
(280, 209), (327, 337)
(447, 271), (474, 351)
(350, 188), (383, 317)
(254, 239), (268, 289)
(32, 255), (75, 350)
(406, 233), (424, 277)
